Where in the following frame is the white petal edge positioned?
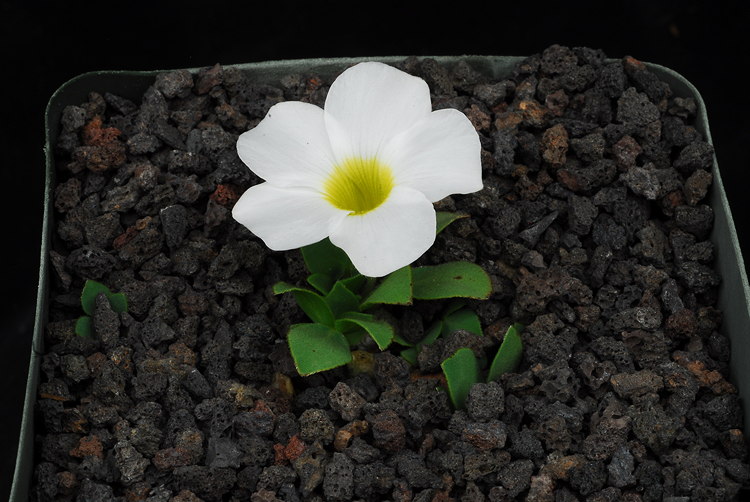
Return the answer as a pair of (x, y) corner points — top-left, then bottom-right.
(324, 62), (432, 162)
(237, 101), (336, 189)
(329, 186), (436, 277)
(381, 108), (483, 202)
(232, 182), (348, 250)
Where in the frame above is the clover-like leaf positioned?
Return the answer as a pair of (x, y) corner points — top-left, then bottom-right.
(307, 273), (334, 294)
(107, 293), (128, 313)
(324, 281), (361, 317)
(441, 347), (479, 409)
(341, 274), (366, 293)
(361, 266), (413, 309)
(487, 323), (523, 382)
(400, 347), (418, 365)
(301, 238), (354, 280)
(75, 316), (93, 338)
(273, 282), (335, 327)
(436, 211), (469, 234)
(412, 262), (492, 300)
(287, 323), (352, 376)
(443, 307), (482, 337)
(335, 312), (394, 350)
(80, 279), (128, 316)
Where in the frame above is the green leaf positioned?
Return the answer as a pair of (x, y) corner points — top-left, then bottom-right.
(436, 211), (469, 234)
(341, 274), (366, 293)
(287, 323), (352, 376)
(487, 323), (524, 382)
(400, 347), (418, 365)
(443, 308), (483, 337)
(392, 332), (414, 347)
(343, 330), (365, 346)
(81, 280), (112, 315)
(324, 281), (361, 317)
(307, 273), (334, 294)
(80, 279), (128, 315)
(75, 316), (93, 337)
(335, 312), (394, 350)
(441, 347), (479, 409)
(361, 266), (413, 309)
(108, 292), (128, 313)
(421, 320), (444, 347)
(412, 262), (492, 300)
(301, 238), (353, 279)
(273, 282), (336, 327)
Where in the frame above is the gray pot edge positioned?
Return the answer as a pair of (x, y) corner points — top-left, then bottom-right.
(11, 55), (750, 501)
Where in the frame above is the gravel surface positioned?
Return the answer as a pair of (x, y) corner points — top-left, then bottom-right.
(35, 46), (750, 501)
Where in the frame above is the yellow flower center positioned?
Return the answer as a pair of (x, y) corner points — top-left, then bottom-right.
(323, 157), (395, 214)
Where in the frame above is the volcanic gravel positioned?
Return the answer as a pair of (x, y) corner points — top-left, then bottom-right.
(34, 46), (750, 501)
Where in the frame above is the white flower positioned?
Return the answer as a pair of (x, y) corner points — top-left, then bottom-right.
(232, 61), (482, 277)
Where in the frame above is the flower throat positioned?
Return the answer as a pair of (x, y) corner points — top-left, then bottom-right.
(323, 157), (395, 214)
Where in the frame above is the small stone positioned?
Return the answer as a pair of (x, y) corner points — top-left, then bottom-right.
(612, 135), (642, 169)
(206, 437), (242, 468)
(616, 87), (659, 127)
(299, 409), (335, 445)
(567, 194), (598, 235)
(568, 460), (607, 496)
(610, 370), (664, 400)
(621, 165), (660, 200)
(526, 474), (554, 502)
(93, 293), (120, 349)
(466, 381), (504, 422)
(462, 420), (507, 450)
(674, 141), (714, 174)
(60, 354), (91, 383)
(541, 123), (569, 166)
(293, 441), (328, 497)
(155, 70), (194, 99)
(328, 382), (366, 422)
(113, 441), (149, 485)
(675, 204), (713, 238)
(370, 409), (406, 453)
(607, 445), (636, 488)
(323, 452), (354, 501)
(683, 169), (712, 205)
(160, 204), (189, 249)
(54, 178), (81, 212)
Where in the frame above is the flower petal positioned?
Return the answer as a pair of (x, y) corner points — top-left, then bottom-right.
(232, 182), (347, 250)
(383, 108), (483, 202)
(324, 62), (432, 161)
(329, 186), (436, 277)
(237, 101), (335, 189)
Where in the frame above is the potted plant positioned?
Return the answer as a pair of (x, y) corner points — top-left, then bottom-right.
(13, 46), (750, 501)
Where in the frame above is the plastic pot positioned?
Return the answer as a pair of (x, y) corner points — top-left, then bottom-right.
(11, 55), (750, 501)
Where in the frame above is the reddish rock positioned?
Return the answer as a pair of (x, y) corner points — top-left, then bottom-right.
(69, 435), (104, 459)
(541, 123), (568, 167)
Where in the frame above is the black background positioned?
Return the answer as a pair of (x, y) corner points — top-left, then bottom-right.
(2, 1), (749, 498)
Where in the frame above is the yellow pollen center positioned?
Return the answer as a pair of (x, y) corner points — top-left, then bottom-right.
(323, 157), (395, 214)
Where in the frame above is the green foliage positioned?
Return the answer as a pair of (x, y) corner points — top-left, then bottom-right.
(487, 323), (524, 382)
(441, 323), (524, 409)
(275, 212), (496, 376)
(412, 262), (492, 300)
(436, 211), (469, 234)
(75, 316), (93, 338)
(361, 266), (412, 308)
(75, 279), (128, 337)
(441, 348), (478, 409)
(273, 282), (335, 327)
(287, 323), (352, 375)
(301, 238), (354, 283)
